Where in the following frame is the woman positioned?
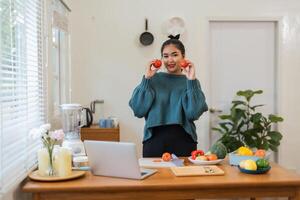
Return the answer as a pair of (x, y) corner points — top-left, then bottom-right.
(129, 35), (208, 157)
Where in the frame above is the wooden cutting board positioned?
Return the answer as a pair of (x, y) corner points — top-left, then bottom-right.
(171, 165), (225, 176)
(139, 158), (184, 168)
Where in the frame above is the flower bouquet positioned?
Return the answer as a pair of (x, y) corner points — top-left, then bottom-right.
(30, 124), (64, 176)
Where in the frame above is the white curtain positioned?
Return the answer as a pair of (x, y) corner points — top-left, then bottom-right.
(0, 0), (45, 195)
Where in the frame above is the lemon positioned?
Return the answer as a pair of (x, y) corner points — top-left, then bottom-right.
(244, 160), (257, 170)
(237, 146), (253, 156)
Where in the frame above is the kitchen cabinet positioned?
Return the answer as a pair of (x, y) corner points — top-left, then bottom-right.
(80, 125), (119, 142)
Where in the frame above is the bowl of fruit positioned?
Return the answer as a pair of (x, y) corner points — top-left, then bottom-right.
(188, 150), (224, 165)
(229, 146), (271, 166)
(188, 142), (227, 165)
(238, 158), (271, 174)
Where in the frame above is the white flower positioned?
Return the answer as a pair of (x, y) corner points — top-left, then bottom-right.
(29, 128), (42, 140)
(50, 129), (64, 141)
(40, 123), (51, 133)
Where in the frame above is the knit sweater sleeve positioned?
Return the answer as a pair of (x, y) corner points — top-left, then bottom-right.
(129, 76), (155, 118)
(181, 79), (208, 121)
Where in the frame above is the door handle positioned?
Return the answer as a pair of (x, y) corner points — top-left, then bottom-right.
(209, 108), (223, 113)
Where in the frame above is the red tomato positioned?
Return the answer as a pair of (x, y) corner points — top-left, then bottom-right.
(191, 150), (198, 160)
(180, 60), (189, 68)
(191, 150), (205, 160)
(162, 152), (171, 162)
(255, 149), (266, 158)
(153, 59), (162, 68)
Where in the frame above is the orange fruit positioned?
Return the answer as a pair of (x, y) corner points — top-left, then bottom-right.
(206, 154), (218, 161)
(162, 152), (172, 162)
(255, 149), (266, 158)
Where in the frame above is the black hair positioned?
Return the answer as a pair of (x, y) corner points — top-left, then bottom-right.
(160, 34), (185, 57)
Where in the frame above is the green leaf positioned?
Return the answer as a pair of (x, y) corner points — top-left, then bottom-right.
(250, 104), (265, 111)
(244, 135), (256, 148)
(260, 138), (270, 150)
(237, 90), (253, 101)
(236, 120), (245, 132)
(269, 144), (278, 152)
(219, 115), (231, 120)
(219, 136), (244, 153)
(231, 108), (246, 123)
(219, 122), (232, 132)
(268, 131), (283, 141)
(212, 127), (225, 134)
(268, 114), (284, 123)
(232, 100), (247, 107)
(268, 139), (280, 146)
(237, 90), (263, 101)
(252, 121), (264, 131)
(253, 90), (263, 95)
(250, 113), (262, 123)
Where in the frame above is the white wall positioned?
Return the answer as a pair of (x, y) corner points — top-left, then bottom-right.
(65, 0), (300, 171)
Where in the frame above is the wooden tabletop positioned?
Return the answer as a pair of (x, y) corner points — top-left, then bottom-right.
(22, 160), (300, 193)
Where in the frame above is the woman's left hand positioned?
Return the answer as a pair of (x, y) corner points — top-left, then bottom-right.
(182, 60), (196, 80)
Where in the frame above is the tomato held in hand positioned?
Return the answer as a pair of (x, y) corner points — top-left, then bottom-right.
(162, 152), (172, 162)
(153, 59), (162, 68)
(180, 60), (189, 68)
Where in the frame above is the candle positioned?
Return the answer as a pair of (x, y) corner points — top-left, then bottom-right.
(38, 148), (50, 176)
(57, 147), (72, 177)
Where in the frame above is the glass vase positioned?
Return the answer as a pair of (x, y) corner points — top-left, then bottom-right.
(38, 147), (57, 176)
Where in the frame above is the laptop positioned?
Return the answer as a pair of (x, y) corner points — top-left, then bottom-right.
(84, 140), (157, 180)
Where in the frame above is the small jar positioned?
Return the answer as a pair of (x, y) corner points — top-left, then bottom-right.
(73, 156), (89, 167)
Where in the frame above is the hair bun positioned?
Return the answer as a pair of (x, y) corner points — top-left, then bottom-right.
(168, 34), (180, 40)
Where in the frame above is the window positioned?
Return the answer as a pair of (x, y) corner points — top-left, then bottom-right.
(0, 0), (45, 194)
(49, 0), (71, 121)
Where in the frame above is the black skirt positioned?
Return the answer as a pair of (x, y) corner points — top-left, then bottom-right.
(143, 124), (197, 157)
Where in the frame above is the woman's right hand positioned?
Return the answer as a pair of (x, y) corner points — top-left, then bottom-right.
(145, 60), (160, 79)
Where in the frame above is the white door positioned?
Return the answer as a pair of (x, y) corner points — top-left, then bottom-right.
(209, 21), (277, 152)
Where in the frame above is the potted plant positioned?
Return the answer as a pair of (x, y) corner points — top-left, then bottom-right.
(212, 89), (283, 154)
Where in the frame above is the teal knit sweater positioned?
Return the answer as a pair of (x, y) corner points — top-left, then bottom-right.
(129, 72), (208, 142)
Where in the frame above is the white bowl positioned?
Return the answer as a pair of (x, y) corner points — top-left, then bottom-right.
(188, 156), (224, 165)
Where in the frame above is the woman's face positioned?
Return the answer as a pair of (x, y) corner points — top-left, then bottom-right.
(162, 44), (184, 74)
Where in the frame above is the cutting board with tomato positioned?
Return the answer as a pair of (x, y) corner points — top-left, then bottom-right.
(170, 165), (225, 176)
(139, 158), (184, 168)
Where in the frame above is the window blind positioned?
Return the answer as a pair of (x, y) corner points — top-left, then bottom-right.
(0, 0), (45, 194)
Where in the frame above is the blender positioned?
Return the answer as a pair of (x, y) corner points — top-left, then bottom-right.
(60, 104), (87, 156)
